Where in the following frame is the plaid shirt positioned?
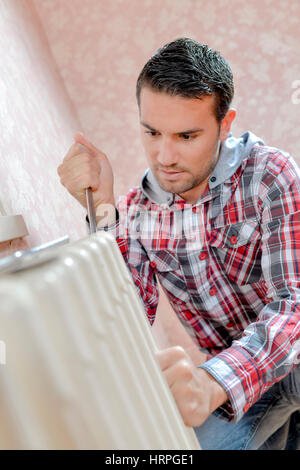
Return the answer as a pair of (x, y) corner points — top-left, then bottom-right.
(94, 137), (300, 423)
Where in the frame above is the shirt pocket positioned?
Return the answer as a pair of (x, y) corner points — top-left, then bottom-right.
(148, 249), (180, 272)
(147, 249), (189, 301)
(209, 218), (262, 285)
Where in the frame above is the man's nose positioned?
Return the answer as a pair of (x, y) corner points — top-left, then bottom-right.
(157, 137), (179, 167)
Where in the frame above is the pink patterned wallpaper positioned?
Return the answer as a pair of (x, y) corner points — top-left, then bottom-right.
(1, 0), (299, 357)
(31, 0), (299, 357)
(33, 0), (300, 201)
(0, 0), (86, 257)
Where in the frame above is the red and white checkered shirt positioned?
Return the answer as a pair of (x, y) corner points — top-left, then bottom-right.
(95, 137), (300, 423)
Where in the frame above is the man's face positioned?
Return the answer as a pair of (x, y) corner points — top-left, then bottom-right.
(139, 87), (233, 203)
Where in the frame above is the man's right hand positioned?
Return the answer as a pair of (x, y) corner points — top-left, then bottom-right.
(57, 132), (115, 212)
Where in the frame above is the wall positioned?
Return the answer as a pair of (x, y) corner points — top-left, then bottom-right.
(33, 0), (300, 202)
(1, 0), (299, 358)
(0, 0), (86, 259)
(32, 0), (300, 357)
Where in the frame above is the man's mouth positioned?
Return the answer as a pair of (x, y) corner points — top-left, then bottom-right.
(159, 169), (185, 179)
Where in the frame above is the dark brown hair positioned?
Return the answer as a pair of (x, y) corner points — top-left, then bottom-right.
(136, 38), (234, 123)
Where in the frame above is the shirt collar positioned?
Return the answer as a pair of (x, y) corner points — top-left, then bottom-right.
(141, 131), (264, 208)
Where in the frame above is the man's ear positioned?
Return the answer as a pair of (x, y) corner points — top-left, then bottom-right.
(219, 108), (236, 142)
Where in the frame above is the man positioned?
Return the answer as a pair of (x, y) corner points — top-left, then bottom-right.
(57, 38), (300, 450)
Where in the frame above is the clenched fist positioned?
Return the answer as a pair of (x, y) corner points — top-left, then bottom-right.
(155, 346), (228, 427)
(57, 132), (115, 213)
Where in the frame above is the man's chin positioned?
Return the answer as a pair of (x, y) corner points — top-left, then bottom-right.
(153, 169), (196, 194)
(156, 178), (190, 195)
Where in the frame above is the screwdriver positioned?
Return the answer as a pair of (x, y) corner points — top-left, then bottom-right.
(86, 187), (97, 234)
(76, 141), (97, 235)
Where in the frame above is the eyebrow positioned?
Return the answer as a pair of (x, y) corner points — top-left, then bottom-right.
(140, 121), (204, 135)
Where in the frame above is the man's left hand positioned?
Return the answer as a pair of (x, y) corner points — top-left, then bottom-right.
(155, 346), (228, 427)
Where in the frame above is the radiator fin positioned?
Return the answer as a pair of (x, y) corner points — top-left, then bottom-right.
(0, 232), (200, 450)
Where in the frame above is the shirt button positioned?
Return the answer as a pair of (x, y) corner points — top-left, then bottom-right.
(192, 206), (198, 213)
(210, 176), (216, 182)
(209, 287), (217, 296)
(243, 403), (251, 413)
(226, 321), (234, 328)
(150, 261), (156, 269)
(199, 252), (207, 260)
(230, 235), (238, 245)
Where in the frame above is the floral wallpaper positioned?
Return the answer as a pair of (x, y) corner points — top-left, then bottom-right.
(32, 0), (300, 353)
(1, 0), (299, 354)
(33, 0), (300, 201)
(0, 0), (87, 258)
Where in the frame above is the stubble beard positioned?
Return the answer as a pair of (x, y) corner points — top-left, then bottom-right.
(153, 139), (221, 195)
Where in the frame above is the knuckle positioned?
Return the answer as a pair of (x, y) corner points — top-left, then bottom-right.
(173, 346), (186, 360)
(187, 401), (198, 415)
(184, 365), (194, 381)
(182, 403), (198, 426)
(57, 164), (66, 178)
(178, 360), (193, 379)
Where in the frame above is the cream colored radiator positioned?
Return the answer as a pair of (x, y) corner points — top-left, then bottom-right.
(0, 232), (200, 450)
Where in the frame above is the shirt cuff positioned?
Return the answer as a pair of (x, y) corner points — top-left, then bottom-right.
(86, 208), (119, 233)
(199, 345), (263, 423)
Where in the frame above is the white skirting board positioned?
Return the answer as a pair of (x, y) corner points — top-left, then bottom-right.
(0, 232), (200, 450)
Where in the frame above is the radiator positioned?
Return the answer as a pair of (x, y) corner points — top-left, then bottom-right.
(0, 232), (200, 450)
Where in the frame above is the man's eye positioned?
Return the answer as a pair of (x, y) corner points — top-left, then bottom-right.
(181, 134), (194, 140)
(145, 131), (157, 137)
